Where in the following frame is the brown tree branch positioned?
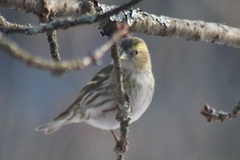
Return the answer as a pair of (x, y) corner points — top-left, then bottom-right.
(102, 8), (240, 48)
(1, 0), (240, 48)
(0, 0), (142, 35)
(46, 30), (60, 62)
(0, 0), (89, 17)
(111, 24), (131, 159)
(0, 15), (26, 28)
(130, 16), (240, 48)
(39, 14), (61, 62)
(200, 102), (240, 122)
(0, 26), (128, 75)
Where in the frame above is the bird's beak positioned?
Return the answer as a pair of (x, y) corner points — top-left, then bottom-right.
(120, 51), (128, 60)
(121, 51), (127, 56)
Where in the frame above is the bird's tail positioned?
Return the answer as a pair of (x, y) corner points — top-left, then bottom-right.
(36, 104), (83, 134)
(35, 120), (64, 134)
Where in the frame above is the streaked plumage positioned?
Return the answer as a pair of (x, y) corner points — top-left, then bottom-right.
(36, 37), (155, 134)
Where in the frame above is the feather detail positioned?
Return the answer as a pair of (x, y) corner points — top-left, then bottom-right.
(35, 121), (63, 134)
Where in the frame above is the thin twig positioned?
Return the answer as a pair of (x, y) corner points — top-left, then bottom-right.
(38, 11), (61, 62)
(0, 0), (142, 35)
(200, 102), (240, 122)
(111, 25), (131, 160)
(47, 30), (61, 62)
(0, 15), (26, 28)
(0, 27), (129, 75)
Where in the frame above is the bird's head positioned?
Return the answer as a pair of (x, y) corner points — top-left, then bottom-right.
(119, 37), (151, 71)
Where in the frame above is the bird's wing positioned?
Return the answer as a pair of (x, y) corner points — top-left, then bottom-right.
(54, 64), (114, 120)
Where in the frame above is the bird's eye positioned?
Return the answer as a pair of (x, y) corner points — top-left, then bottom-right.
(133, 50), (139, 55)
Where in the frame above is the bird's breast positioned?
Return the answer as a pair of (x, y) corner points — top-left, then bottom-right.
(123, 70), (154, 123)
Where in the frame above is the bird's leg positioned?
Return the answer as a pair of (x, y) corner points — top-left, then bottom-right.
(110, 130), (119, 142)
(110, 130), (129, 153)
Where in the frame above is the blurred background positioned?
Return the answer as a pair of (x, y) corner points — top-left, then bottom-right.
(1, 0), (240, 159)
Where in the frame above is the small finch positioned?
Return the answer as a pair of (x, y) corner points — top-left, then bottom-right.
(36, 37), (155, 134)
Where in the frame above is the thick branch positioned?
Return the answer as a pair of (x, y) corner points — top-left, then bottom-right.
(2, 1), (240, 48)
(200, 102), (240, 122)
(0, 0), (89, 17)
(1, 0), (240, 48)
(0, 0), (142, 35)
(100, 8), (240, 48)
(129, 15), (240, 48)
(0, 27), (128, 75)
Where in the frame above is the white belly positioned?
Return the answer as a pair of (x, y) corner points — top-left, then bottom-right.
(86, 72), (154, 130)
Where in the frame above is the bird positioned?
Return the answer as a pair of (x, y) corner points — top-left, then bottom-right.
(35, 37), (155, 135)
